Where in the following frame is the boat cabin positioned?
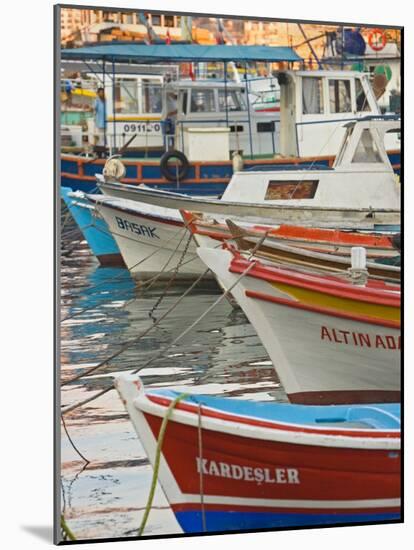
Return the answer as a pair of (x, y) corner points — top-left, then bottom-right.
(221, 118), (400, 210)
(63, 68), (400, 162)
(168, 79), (279, 158)
(277, 69), (400, 158)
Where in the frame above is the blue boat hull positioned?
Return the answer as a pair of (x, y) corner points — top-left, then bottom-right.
(61, 187), (123, 266)
(175, 510), (400, 533)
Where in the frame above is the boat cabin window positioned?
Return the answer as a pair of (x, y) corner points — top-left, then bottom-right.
(190, 89), (216, 113)
(265, 180), (319, 200)
(302, 77), (324, 114)
(218, 90), (246, 112)
(114, 78), (139, 114)
(355, 78), (370, 112)
(181, 90), (188, 114)
(329, 79), (352, 113)
(352, 129), (382, 163)
(142, 79), (162, 114)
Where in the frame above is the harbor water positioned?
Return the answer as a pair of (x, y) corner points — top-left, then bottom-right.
(60, 220), (287, 541)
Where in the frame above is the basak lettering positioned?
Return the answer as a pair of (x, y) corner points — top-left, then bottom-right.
(321, 326), (400, 350)
(195, 458), (300, 484)
(115, 217), (159, 239)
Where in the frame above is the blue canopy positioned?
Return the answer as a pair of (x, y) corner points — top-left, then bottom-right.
(61, 43), (302, 63)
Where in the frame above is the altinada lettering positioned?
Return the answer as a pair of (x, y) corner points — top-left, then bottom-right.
(196, 458), (300, 484)
(321, 326), (400, 350)
(115, 217), (159, 239)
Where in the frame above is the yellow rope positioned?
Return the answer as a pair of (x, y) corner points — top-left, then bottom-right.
(60, 514), (76, 541)
(138, 393), (189, 536)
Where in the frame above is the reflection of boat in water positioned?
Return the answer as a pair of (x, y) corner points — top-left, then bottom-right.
(115, 373), (400, 533)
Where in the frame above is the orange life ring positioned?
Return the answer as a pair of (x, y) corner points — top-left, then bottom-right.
(368, 29), (387, 51)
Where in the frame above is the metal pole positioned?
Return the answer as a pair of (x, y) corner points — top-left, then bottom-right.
(103, 58), (107, 153)
(244, 63), (253, 158)
(224, 61), (229, 128)
(112, 58), (116, 153)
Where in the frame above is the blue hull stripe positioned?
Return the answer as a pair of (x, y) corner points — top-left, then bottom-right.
(61, 187), (120, 258)
(175, 510), (400, 533)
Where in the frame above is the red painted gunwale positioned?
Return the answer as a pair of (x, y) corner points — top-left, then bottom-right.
(245, 289), (400, 329)
(146, 394), (399, 439)
(184, 214), (395, 250)
(229, 255), (400, 307)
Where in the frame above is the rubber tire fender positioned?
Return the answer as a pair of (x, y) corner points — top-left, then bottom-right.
(160, 150), (190, 182)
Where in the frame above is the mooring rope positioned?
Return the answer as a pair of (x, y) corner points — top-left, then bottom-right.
(61, 268), (211, 388)
(61, 228), (188, 322)
(61, 222), (192, 322)
(60, 412), (90, 464)
(61, 260), (255, 415)
(60, 208), (74, 235)
(60, 514), (76, 541)
(197, 403), (207, 533)
(148, 232), (194, 322)
(138, 392), (189, 536)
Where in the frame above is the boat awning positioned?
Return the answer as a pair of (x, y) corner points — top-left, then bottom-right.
(61, 44), (302, 64)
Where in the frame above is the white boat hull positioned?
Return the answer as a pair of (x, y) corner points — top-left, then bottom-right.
(198, 248), (400, 404)
(94, 199), (206, 280)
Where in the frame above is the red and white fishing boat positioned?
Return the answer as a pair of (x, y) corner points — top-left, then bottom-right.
(197, 247), (400, 405)
(99, 118), (400, 228)
(183, 212), (400, 283)
(115, 373), (400, 534)
(182, 211), (399, 260)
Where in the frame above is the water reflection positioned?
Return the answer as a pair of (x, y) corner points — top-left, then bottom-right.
(60, 230), (284, 540)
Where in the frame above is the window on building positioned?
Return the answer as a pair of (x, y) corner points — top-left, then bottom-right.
(164, 15), (175, 27)
(142, 79), (162, 114)
(265, 180), (319, 200)
(355, 78), (370, 112)
(257, 122), (275, 133)
(114, 78), (138, 114)
(302, 77), (324, 114)
(329, 79), (352, 113)
(190, 89), (216, 113)
(352, 129), (382, 163)
(151, 15), (161, 26)
(218, 90), (246, 112)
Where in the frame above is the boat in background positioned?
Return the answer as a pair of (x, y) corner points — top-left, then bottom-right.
(183, 210), (399, 254)
(183, 212), (400, 280)
(99, 118), (400, 229)
(82, 117), (399, 277)
(115, 373), (400, 533)
(197, 246), (400, 405)
(86, 193), (207, 279)
(61, 187), (124, 267)
(61, 52), (401, 195)
(221, 219), (400, 282)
